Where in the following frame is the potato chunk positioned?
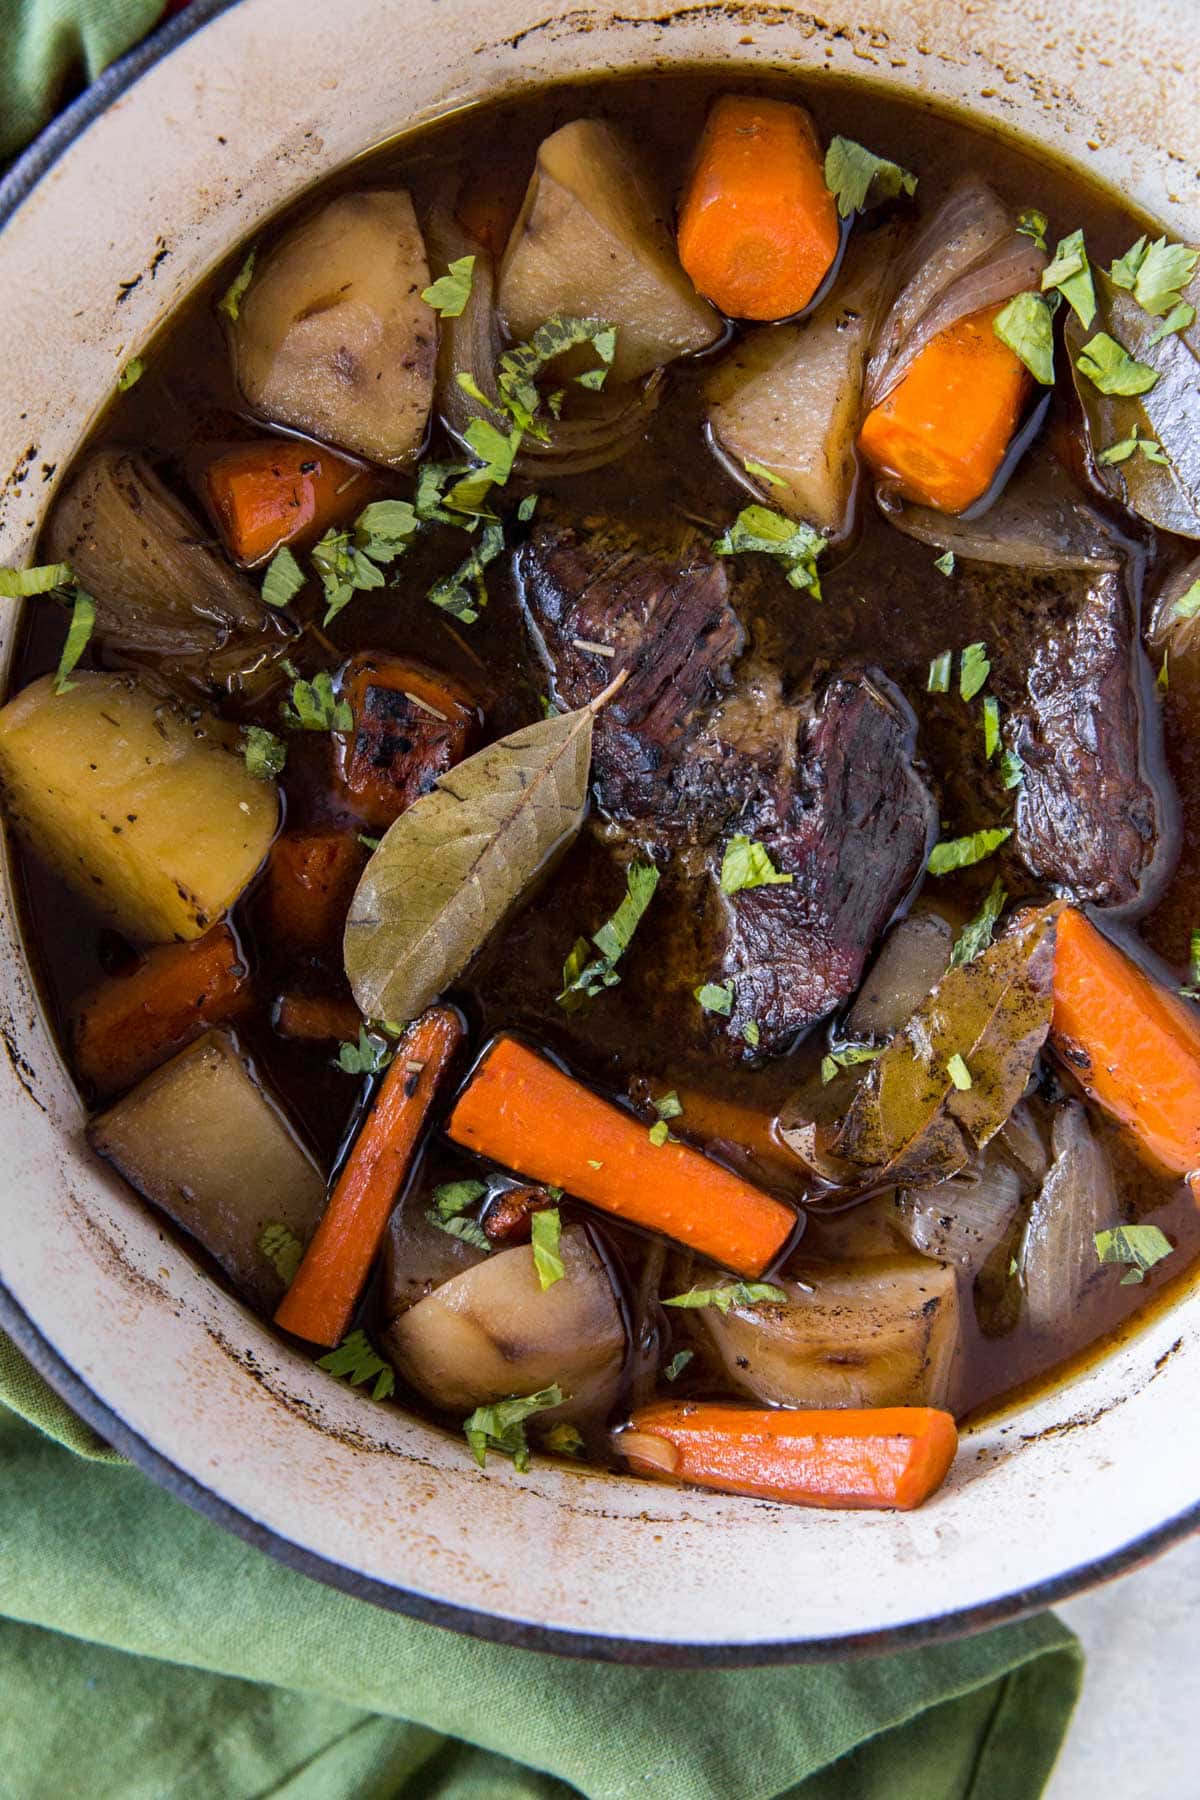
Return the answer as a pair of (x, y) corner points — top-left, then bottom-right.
(701, 1254), (959, 1410)
(383, 1225), (625, 1419)
(90, 1030), (326, 1314)
(498, 119), (720, 384)
(0, 673), (277, 942)
(705, 231), (896, 534)
(228, 191), (436, 466)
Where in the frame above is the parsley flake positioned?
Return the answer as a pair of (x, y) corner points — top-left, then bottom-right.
(695, 979), (734, 1016)
(927, 650), (952, 693)
(1016, 208), (1049, 253)
(544, 1422), (586, 1458)
(53, 588), (96, 694)
(464, 1385), (563, 1471)
(743, 1019), (761, 1048)
(742, 457), (786, 488)
(1172, 579), (1200, 622)
(431, 1179), (488, 1219)
(280, 668), (352, 734)
(1041, 229), (1097, 328)
(820, 1043), (883, 1085)
(258, 1221), (304, 1286)
(558, 861), (659, 1010)
(999, 748), (1025, 790)
(960, 641), (991, 701)
(720, 834), (793, 895)
(823, 136), (917, 218)
(982, 694), (1001, 760)
(118, 356), (145, 392)
(950, 877), (1007, 967)
(427, 521), (504, 623)
(261, 544), (307, 608)
(1094, 1223), (1173, 1285)
(993, 291), (1056, 384)
(336, 1027), (393, 1076)
(664, 1349), (694, 1382)
(242, 725), (286, 781)
(928, 827), (1012, 876)
(1097, 426), (1169, 467)
(1109, 235), (1198, 317)
(648, 1119), (671, 1147)
(217, 248), (256, 323)
(664, 1282), (787, 1313)
(421, 254), (476, 318)
(713, 505), (827, 597)
(316, 1329), (395, 1402)
(531, 1206), (565, 1290)
(654, 1090), (684, 1121)
(933, 551), (955, 577)
(1075, 332), (1159, 397)
(947, 1052), (973, 1090)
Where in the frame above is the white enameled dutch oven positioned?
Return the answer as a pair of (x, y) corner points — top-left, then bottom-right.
(1, 0), (1197, 1664)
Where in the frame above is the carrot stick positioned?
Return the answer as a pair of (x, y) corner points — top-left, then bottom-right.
(677, 95), (840, 321)
(857, 304), (1030, 514)
(446, 1036), (797, 1276)
(264, 831), (366, 954)
(205, 439), (363, 567)
(656, 1085), (805, 1184)
(337, 654), (479, 830)
(1051, 906), (1200, 1176)
(618, 1402), (957, 1510)
(275, 1005), (465, 1347)
(71, 925), (251, 1096)
(273, 993), (363, 1043)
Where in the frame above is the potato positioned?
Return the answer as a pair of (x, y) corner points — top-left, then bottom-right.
(0, 672), (277, 942)
(228, 190), (436, 466)
(498, 119), (720, 384)
(384, 1225), (625, 1419)
(705, 230), (897, 534)
(90, 1030), (326, 1314)
(701, 1254), (959, 1409)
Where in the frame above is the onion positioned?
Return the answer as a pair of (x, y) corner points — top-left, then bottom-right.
(1020, 1101), (1116, 1335)
(864, 178), (1047, 411)
(896, 1151), (1023, 1275)
(427, 208), (665, 480)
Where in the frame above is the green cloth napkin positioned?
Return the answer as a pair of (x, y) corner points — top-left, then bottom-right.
(1, 1331), (1081, 1800)
(0, 0), (165, 162)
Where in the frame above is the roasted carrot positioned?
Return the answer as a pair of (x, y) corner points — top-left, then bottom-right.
(264, 831), (366, 954)
(618, 1402), (958, 1511)
(857, 304), (1030, 514)
(1051, 906), (1200, 1176)
(72, 925), (251, 1097)
(336, 653), (479, 830)
(677, 95), (840, 322)
(205, 439), (364, 567)
(273, 993), (363, 1043)
(275, 1005), (464, 1346)
(653, 1085), (805, 1185)
(446, 1036), (797, 1276)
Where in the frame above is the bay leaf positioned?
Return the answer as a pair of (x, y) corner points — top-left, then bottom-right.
(1067, 265), (1200, 538)
(344, 696), (604, 1021)
(834, 903), (1060, 1187)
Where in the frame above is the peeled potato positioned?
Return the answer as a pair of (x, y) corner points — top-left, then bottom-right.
(228, 190), (436, 466)
(0, 672), (277, 942)
(498, 119), (720, 384)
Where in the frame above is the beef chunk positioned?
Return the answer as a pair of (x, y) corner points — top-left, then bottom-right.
(1006, 572), (1161, 907)
(721, 674), (936, 1053)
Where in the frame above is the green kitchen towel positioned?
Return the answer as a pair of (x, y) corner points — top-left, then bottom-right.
(0, 0), (166, 162)
(0, 1332), (1082, 1800)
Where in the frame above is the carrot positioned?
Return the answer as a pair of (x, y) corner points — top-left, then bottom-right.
(655, 1085), (804, 1185)
(456, 151), (532, 258)
(857, 304), (1030, 514)
(205, 439), (364, 567)
(72, 925), (251, 1097)
(618, 1401), (958, 1511)
(1051, 906), (1200, 1176)
(337, 653), (479, 830)
(275, 1005), (464, 1346)
(264, 831), (366, 954)
(446, 1036), (797, 1276)
(273, 993), (363, 1043)
(677, 95), (840, 322)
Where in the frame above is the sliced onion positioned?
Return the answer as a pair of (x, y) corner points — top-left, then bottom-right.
(995, 1101), (1050, 1186)
(864, 178), (1047, 411)
(896, 1150), (1023, 1275)
(1020, 1101), (1115, 1335)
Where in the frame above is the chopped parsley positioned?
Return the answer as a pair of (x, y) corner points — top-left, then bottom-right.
(117, 356), (145, 392)
(242, 725), (287, 781)
(664, 1349), (694, 1381)
(993, 291), (1055, 385)
(1094, 1223), (1173, 1285)
(1173, 579), (1200, 622)
(217, 247), (256, 322)
(531, 1206), (565, 1289)
(464, 1385), (563, 1471)
(0, 562), (73, 598)
(720, 834), (793, 895)
(713, 505), (826, 598)
(426, 1180), (491, 1250)
(695, 979), (735, 1016)
(648, 1119), (671, 1147)
(950, 877), (1007, 967)
(445, 418), (522, 515)
(1146, 302), (1195, 346)
(982, 694), (1001, 760)
(53, 588), (96, 694)
(823, 136), (917, 218)
(742, 457), (786, 489)
(928, 827), (1012, 876)
(1109, 235), (1198, 319)
(258, 1221), (304, 1286)
(280, 668), (352, 733)
(654, 1090), (684, 1121)
(1016, 208), (1049, 252)
(316, 1329), (395, 1402)
(261, 545), (307, 608)
(1180, 928), (1200, 1000)
(558, 861), (659, 1010)
(959, 641), (991, 701)
(1075, 332), (1159, 397)
(664, 1282), (787, 1313)
(947, 1052), (973, 1091)
(927, 650), (952, 694)
(544, 1422), (586, 1459)
(1097, 426), (1169, 467)
(421, 254), (476, 318)
(743, 1019), (761, 1048)
(820, 1042), (883, 1085)
(1158, 648), (1170, 692)
(999, 748), (1025, 790)
(1041, 228), (1097, 328)
(933, 551), (955, 577)
(336, 1027), (392, 1076)
(426, 520), (504, 623)
(311, 499), (419, 625)
(497, 316), (617, 427)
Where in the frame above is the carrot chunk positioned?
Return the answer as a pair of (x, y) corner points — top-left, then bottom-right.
(336, 653), (479, 831)
(264, 830), (366, 954)
(273, 993), (363, 1043)
(446, 1036), (796, 1276)
(71, 925), (251, 1097)
(1051, 906), (1200, 1176)
(204, 439), (364, 567)
(275, 1005), (464, 1347)
(677, 95), (840, 322)
(857, 304), (1030, 514)
(618, 1401), (958, 1510)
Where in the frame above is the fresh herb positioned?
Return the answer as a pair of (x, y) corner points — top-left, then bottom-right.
(664, 1349), (694, 1382)
(517, 493), (539, 523)
(445, 418), (522, 515)
(664, 1282), (788, 1313)
(993, 291), (1056, 385)
(260, 544), (307, 608)
(430, 1212), (492, 1252)
(947, 1052), (973, 1091)
(217, 248), (256, 322)
(933, 551), (955, 577)
(743, 1019), (761, 1048)
(336, 1026), (393, 1075)
(1158, 648), (1170, 692)
(1075, 332), (1159, 397)
(1172, 579), (1200, 622)
(558, 861), (659, 1010)
(463, 1385), (563, 1471)
(258, 1221), (304, 1286)
(1016, 208), (1049, 253)
(648, 1119), (671, 1147)
(430, 1178), (488, 1219)
(928, 827), (1012, 876)
(316, 1329), (395, 1402)
(280, 668), (353, 733)
(118, 356), (145, 392)
(742, 457), (786, 489)
(311, 499), (419, 625)
(1180, 928), (1200, 1000)
(531, 1206), (565, 1290)
(695, 979), (735, 1016)
(823, 136), (917, 218)
(426, 520), (504, 623)
(959, 641), (991, 701)
(1094, 1223), (1173, 1285)
(982, 694), (1001, 760)
(950, 877), (1007, 967)
(999, 748), (1025, 790)
(544, 1422), (586, 1458)
(1041, 228), (1097, 328)
(1108, 235), (1199, 318)
(53, 588), (96, 694)
(654, 1090), (684, 1121)
(927, 650), (952, 693)
(720, 834), (793, 895)
(242, 725), (287, 781)
(712, 505), (827, 598)
(1146, 302), (1195, 346)
(421, 254), (476, 318)
(821, 1042), (883, 1084)
(0, 562), (73, 598)
(1097, 426), (1169, 466)
(497, 316), (617, 426)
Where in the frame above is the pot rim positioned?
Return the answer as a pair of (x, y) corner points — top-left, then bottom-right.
(1, 0), (1197, 1666)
